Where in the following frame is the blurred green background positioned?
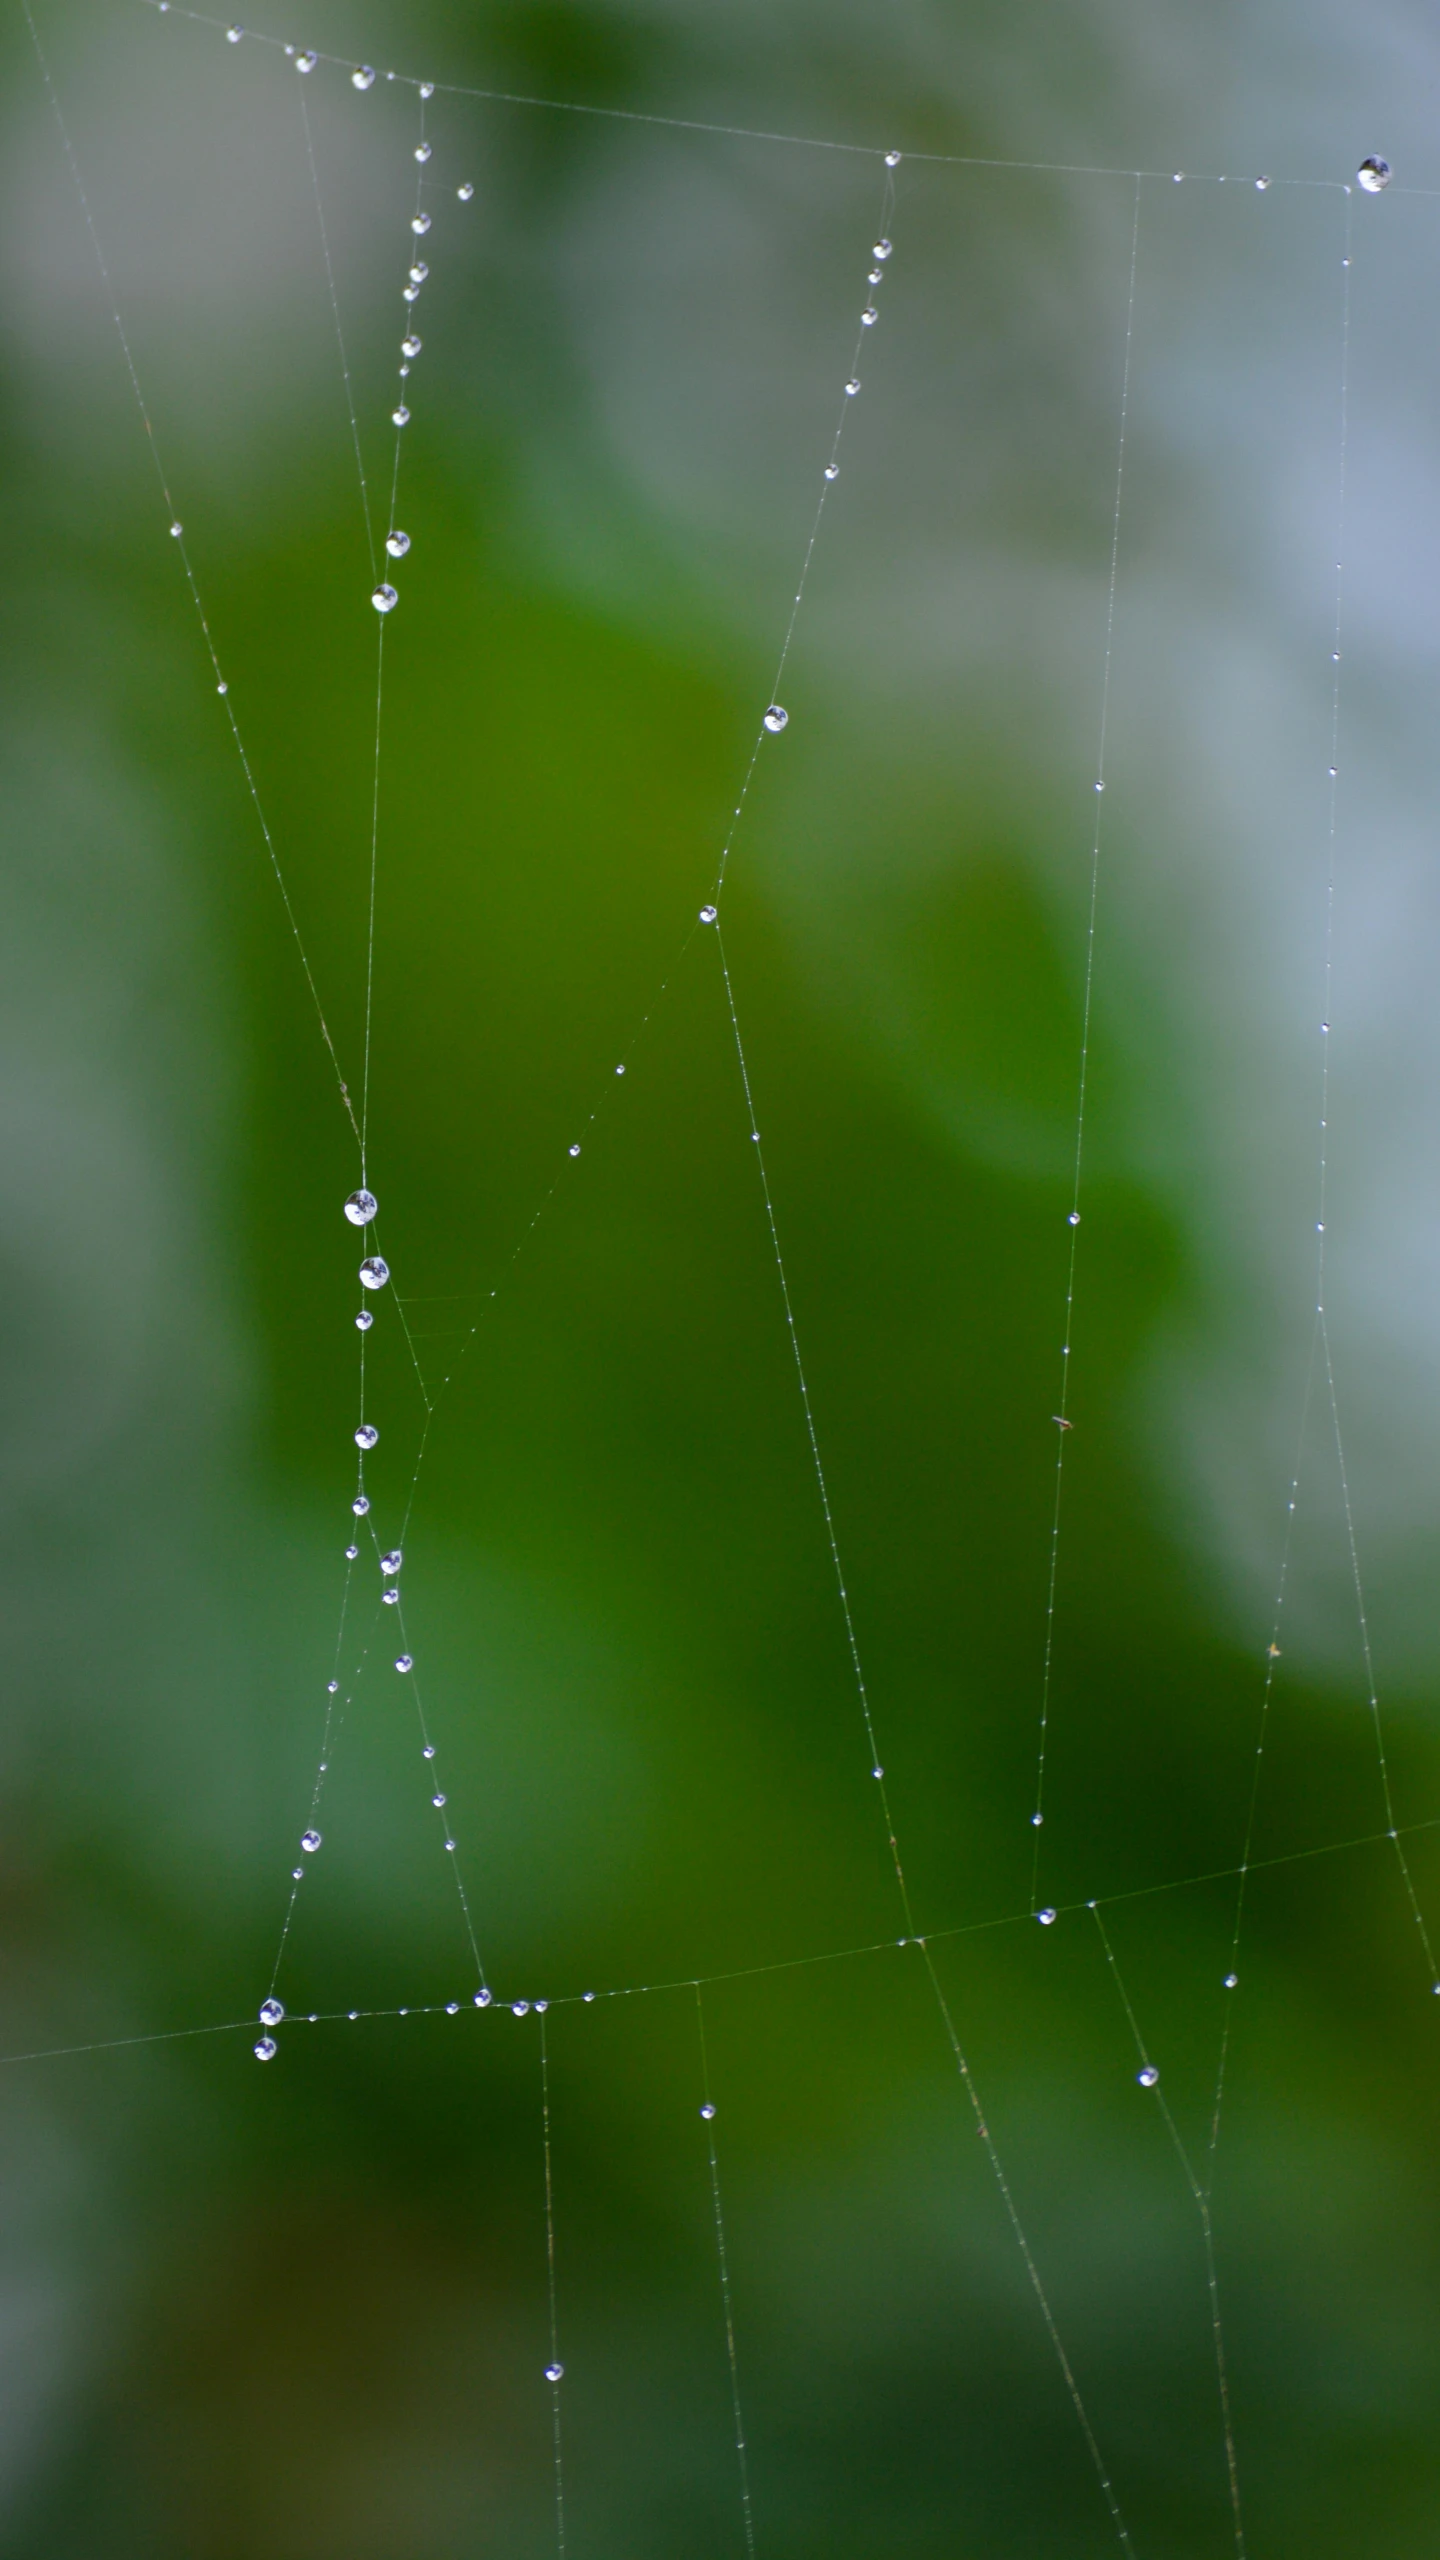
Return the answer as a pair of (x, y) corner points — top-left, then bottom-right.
(5, 0), (1440, 2550)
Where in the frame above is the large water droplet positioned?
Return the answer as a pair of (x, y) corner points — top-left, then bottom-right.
(391, 406), (410, 427)
(396, 1653), (413, 1672)
(296, 50), (317, 73)
(458, 182), (475, 201)
(259, 1998), (284, 2025)
(763, 704), (788, 732)
(699, 904), (718, 924)
(301, 1829), (322, 1852)
(254, 2036), (277, 2060)
(873, 239), (892, 258)
(1037, 1907), (1057, 1926)
(408, 262), (428, 284)
(355, 1423), (379, 1449)
(1137, 2064), (1159, 2088)
(861, 307), (878, 326)
(372, 583), (399, 613)
(226, 23), (243, 40)
(386, 529), (410, 558)
(844, 378), (861, 396)
(344, 1188), (378, 1224)
(512, 2001), (531, 2017)
(884, 149), (901, 166)
(475, 1987), (492, 2006)
(545, 2361), (564, 2382)
(411, 212), (431, 234)
(402, 333), (422, 358)
(359, 1257), (390, 1290)
(1357, 156), (1391, 192)
(381, 1549), (403, 1575)
(352, 1495), (370, 1516)
(352, 63), (375, 87)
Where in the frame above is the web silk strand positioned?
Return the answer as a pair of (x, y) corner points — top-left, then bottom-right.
(695, 1987), (756, 2560)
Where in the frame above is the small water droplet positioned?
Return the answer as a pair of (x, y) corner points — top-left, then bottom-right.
(700, 2102), (716, 2120)
(873, 239), (892, 258)
(884, 149), (901, 166)
(396, 1653), (413, 1671)
(584, 1991), (596, 2003)
(475, 1988), (492, 2006)
(419, 81), (435, 98)
(763, 704), (788, 732)
(1357, 156), (1391, 192)
(415, 141), (432, 163)
(458, 182), (474, 200)
(1068, 1211), (1080, 1226)
(402, 333), (422, 358)
(403, 286), (420, 304)
(352, 63), (375, 87)
(296, 50), (317, 73)
(569, 1144), (581, 1157)
(869, 269), (882, 285)
(292, 1866), (304, 1880)
(432, 1792), (446, 1807)
(345, 1542), (359, 1560)
(254, 2036), (277, 2060)
(259, 1998), (284, 2025)
(445, 1838), (456, 1851)
(872, 1765), (884, 1779)
(545, 2361), (564, 2382)
(170, 521), (182, 538)
(1137, 2064), (1159, 2088)
(824, 463), (839, 480)
(844, 378), (861, 396)
(409, 261), (429, 285)
(344, 1188), (378, 1224)
(699, 904), (718, 923)
(1256, 175), (1271, 190)
(391, 408), (412, 431)
(355, 1423), (378, 1449)
(513, 2000), (531, 2017)
(861, 307), (878, 326)
(1037, 1907), (1056, 1926)
(446, 2000), (460, 2013)
(355, 1308), (374, 1330)
(359, 1256), (390, 1290)
(381, 1549), (403, 1575)
(327, 1679), (338, 1694)
(386, 530), (411, 559)
(615, 1063), (626, 1075)
(1031, 1812), (1043, 1827)
(372, 582), (399, 612)
(382, 1587), (399, 1604)
(301, 1829), (321, 1852)
(412, 212), (431, 234)
(217, 681), (228, 695)
(422, 1744), (436, 1761)
(535, 2000), (548, 2015)
(1224, 1973), (1239, 1989)
(226, 24), (243, 40)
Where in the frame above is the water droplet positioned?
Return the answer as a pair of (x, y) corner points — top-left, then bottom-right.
(1031, 1811), (1043, 1827)
(386, 530), (411, 559)
(403, 286), (420, 304)
(352, 63), (375, 87)
(355, 1423), (378, 1449)
(170, 521), (182, 538)
(844, 378), (861, 396)
(259, 1998), (284, 2026)
(1224, 1973), (1239, 1989)
(763, 704), (788, 732)
(398, 364), (410, 379)
(824, 463), (839, 480)
(700, 2102), (716, 2120)
(861, 306), (878, 326)
(381, 1549), (403, 1575)
(1068, 1211), (1080, 1226)
(296, 50), (317, 73)
(217, 681), (228, 696)
(458, 181), (475, 200)
(536, 2000), (549, 2015)
(512, 2000), (531, 2017)
(1357, 156), (1391, 192)
(301, 1829), (322, 1852)
(869, 269), (882, 284)
(873, 239), (892, 258)
(615, 1063), (626, 1075)
(700, 904), (718, 923)
(884, 149), (901, 166)
(292, 1866), (304, 1880)
(445, 1838), (456, 1852)
(226, 24), (243, 42)
(402, 333), (422, 358)
(396, 1653), (413, 1671)
(432, 1792), (446, 1807)
(446, 2000), (459, 2013)
(344, 1188), (378, 1224)
(1256, 175), (1271, 190)
(372, 582), (399, 612)
(422, 1743), (436, 1760)
(415, 141), (432, 163)
(872, 1765), (884, 1779)
(359, 1256), (390, 1290)
(1137, 2065), (1159, 2088)
(327, 1679), (338, 1694)
(254, 2036), (277, 2060)
(475, 1988), (492, 2006)
(382, 1587), (399, 1604)
(419, 80), (435, 98)
(583, 1991), (596, 2003)
(545, 2361), (564, 2382)
(569, 1144), (581, 1158)
(412, 212), (431, 234)
(356, 1308), (374, 1330)
(1037, 1907), (1057, 1926)
(408, 262), (429, 285)
(345, 1543), (359, 1560)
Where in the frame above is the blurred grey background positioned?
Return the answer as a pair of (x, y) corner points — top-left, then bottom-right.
(3, 0), (1440, 2551)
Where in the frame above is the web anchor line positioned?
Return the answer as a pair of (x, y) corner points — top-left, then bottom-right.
(539, 2018), (567, 2560)
(1030, 171), (1143, 1908)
